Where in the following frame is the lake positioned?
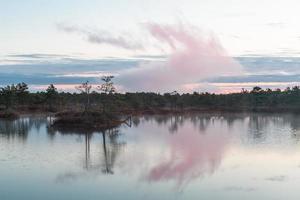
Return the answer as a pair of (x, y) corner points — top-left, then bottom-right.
(1, 113), (300, 200)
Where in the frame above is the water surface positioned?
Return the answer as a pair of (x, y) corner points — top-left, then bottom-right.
(1, 113), (300, 200)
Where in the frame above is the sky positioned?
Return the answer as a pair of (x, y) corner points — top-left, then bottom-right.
(1, 0), (300, 93)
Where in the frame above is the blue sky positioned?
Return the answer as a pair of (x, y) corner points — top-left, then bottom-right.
(2, 0), (300, 92)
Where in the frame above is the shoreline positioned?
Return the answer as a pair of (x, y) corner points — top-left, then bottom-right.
(2, 107), (300, 132)
(3, 106), (300, 119)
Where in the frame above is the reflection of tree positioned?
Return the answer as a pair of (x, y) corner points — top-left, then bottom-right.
(197, 115), (212, 132)
(148, 114), (249, 134)
(132, 117), (140, 127)
(80, 131), (126, 173)
(223, 113), (246, 128)
(0, 116), (47, 141)
(143, 115), (176, 127)
(248, 115), (265, 140)
(101, 129), (124, 174)
(144, 114), (244, 135)
(153, 115), (169, 126)
(168, 115), (185, 134)
(147, 113), (300, 145)
(81, 129), (125, 174)
(84, 133), (91, 169)
(48, 124), (125, 174)
(145, 113), (300, 144)
(243, 113), (300, 144)
(285, 114), (300, 132)
(55, 128), (125, 183)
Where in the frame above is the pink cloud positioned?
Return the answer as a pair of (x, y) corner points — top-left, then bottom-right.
(119, 23), (242, 92)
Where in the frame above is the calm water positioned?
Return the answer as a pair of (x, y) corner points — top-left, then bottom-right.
(1, 113), (300, 200)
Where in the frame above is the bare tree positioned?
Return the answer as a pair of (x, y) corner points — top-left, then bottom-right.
(97, 76), (116, 94)
(76, 81), (92, 112)
(97, 76), (116, 113)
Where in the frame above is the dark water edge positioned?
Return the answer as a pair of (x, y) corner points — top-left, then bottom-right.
(4, 105), (300, 118)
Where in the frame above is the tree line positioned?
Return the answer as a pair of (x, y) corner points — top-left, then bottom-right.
(1, 77), (300, 113)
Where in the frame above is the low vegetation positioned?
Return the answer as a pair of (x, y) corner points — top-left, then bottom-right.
(1, 77), (300, 125)
(52, 111), (121, 131)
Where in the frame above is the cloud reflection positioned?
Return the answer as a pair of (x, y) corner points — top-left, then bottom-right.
(144, 121), (229, 187)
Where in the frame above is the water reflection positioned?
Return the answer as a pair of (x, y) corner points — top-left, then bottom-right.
(0, 116), (47, 141)
(2, 113), (300, 193)
(145, 125), (229, 187)
(83, 129), (125, 174)
(55, 128), (126, 183)
(129, 113), (300, 187)
(99, 129), (125, 174)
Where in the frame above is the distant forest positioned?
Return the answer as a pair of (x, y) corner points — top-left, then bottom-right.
(1, 77), (300, 114)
